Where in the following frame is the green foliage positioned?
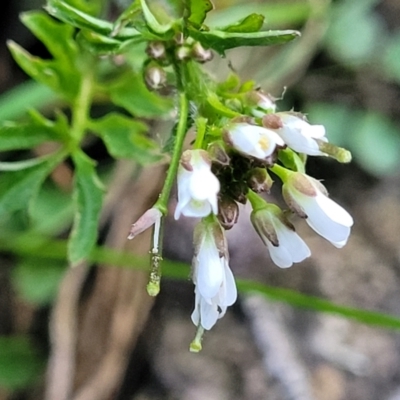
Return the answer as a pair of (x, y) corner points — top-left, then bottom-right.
(307, 103), (400, 176)
(68, 151), (104, 265)
(0, 336), (44, 390)
(91, 113), (163, 163)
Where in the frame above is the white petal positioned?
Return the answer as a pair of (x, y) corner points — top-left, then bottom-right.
(196, 240), (224, 299)
(180, 199), (212, 218)
(189, 169), (219, 201)
(277, 223), (311, 263)
(314, 193), (353, 227)
(267, 241), (294, 268)
(299, 194), (352, 244)
(191, 289), (201, 326)
(200, 297), (219, 330)
(220, 261), (237, 306)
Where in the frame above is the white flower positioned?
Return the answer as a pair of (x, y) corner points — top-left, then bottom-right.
(191, 221), (237, 330)
(266, 113), (327, 156)
(250, 203), (311, 268)
(174, 149), (220, 219)
(246, 91), (276, 117)
(282, 172), (353, 247)
(225, 123), (285, 160)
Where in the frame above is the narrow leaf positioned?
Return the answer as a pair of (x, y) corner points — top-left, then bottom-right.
(188, 0), (214, 28)
(68, 151), (104, 265)
(90, 113), (162, 164)
(189, 28), (300, 54)
(220, 13), (265, 33)
(139, 0), (174, 35)
(0, 121), (59, 151)
(0, 152), (65, 217)
(45, 0), (142, 40)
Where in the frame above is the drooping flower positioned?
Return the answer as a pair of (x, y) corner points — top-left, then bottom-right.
(263, 113), (327, 156)
(174, 149), (220, 219)
(248, 192), (310, 268)
(281, 170), (353, 247)
(191, 220), (237, 330)
(224, 122), (285, 160)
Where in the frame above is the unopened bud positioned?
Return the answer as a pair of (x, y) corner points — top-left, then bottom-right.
(218, 195), (239, 230)
(246, 91), (276, 117)
(175, 46), (191, 61)
(144, 65), (166, 90)
(146, 41), (167, 61)
(128, 208), (162, 239)
(207, 141), (230, 166)
(192, 42), (213, 63)
(248, 167), (273, 193)
(316, 139), (352, 163)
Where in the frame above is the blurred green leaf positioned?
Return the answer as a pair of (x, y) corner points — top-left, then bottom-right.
(383, 31), (400, 82)
(189, 28), (300, 55)
(0, 81), (58, 123)
(45, 0), (142, 40)
(220, 13), (264, 33)
(107, 73), (173, 118)
(188, 0), (213, 28)
(349, 112), (400, 176)
(0, 336), (44, 390)
(21, 11), (78, 65)
(68, 151), (104, 265)
(139, 0), (175, 35)
(0, 152), (65, 217)
(0, 120), (59, 152)
(4, 234), (400, 333)
(325, 0), (386, 66)
(12, 258), (66, 305)
(90, 113), (162, 164)
(207, 1), (311, 29)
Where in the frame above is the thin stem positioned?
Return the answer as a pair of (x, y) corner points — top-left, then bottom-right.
(269, 163), (291, 181)
(190, 324), (205, 353)
(70, 69), (94, 144)
(154, 84), (189, 215)
(247, 189), (266, 211)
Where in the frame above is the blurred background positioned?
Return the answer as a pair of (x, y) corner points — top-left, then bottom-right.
(1, 0), (400, 399)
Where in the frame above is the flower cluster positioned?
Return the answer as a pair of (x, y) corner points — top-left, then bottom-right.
(129, 87), (353, 351)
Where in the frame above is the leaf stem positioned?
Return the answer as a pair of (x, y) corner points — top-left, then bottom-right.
(70, 69), (94, 144)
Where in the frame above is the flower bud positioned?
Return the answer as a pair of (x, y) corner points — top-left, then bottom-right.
(247, 167), (273, 193)
(144, 65), (166, 90)
(217, 195), (239, 230)
(146, 41), (167, 61)
(192, 42), (213, 63)
(245, 91), (276, 117)
(207, 141), (230, 166)
(128, 207), (162, 240)
(175, 46), (191, 61)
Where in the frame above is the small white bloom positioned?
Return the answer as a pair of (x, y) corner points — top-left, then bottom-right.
(191, 221), (237, 330)
(247, 92), (276, 117)
(251, 204), (311, 268)
(282, 172), (353, 247)
(271, 113), (327, 156)
(174, 150), (220, 219)
(225, 123), (285, 160)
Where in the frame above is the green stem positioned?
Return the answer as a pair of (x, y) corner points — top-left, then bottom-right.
(269, 163), (292, 181)
(70, 69), (94, 144)
(154, 85), (189, 215)
(246, 189), (266, 211)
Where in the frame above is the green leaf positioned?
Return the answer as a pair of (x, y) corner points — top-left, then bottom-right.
(0, 81), (58, 123)
(90, 113), (162, 164)
(12, 258), (66, 305)
(188, 0), (214, 28)
(107, 73), (173, 118)
(21, 11), (78, 64)
(278, 148), (305, 173)
(207, 93), (241, 118)
(68, 151), (104, 265)
(220, 13), (265, 33)
(0, 336), (44, 390)
(0, 120), (59, 152)
(0, 152), (65, 217)
(348, 112), (400, 176)
(189, 28), (300, 54)
(139, 0), (176, 35)
(45, 0), (142, 40)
